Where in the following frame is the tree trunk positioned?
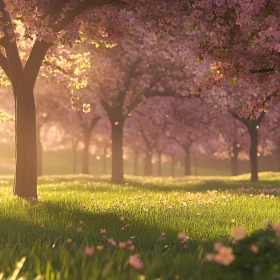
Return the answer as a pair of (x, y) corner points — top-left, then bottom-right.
(157, 152), (162, 177)
(82, 128), (91, 174)
(171, 156), (175, 177)
(14, 86), (37, 198)
(111, 119), (124, 184)
(276, 142), (280, 172)
(230, 141), (239, 176)
(248, 123), (258, 182)
(36, 124), (43, 177)
(103, 147), (107, 174)
(184, 146), (191, 176)
(144, 150), (153, 176)
(36, 125), (43, 177)
(72, 140), (78, 174)
(134, 149), (139, 176)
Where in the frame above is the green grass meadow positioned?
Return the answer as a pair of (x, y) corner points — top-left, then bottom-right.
(0, 173), (280, 279)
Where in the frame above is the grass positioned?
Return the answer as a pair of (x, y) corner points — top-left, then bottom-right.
(1, 173), (280, 279)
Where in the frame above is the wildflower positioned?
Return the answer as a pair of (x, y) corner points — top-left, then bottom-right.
(214, 246), (235, 266)
(273, 224), (280, 235)
(128, 245), (135, 251)
(67, 239), (72, 244)
(100, 229), (106, 234)
(80, 221), (84, 225)
(120, 216), (125, 221)
(84, 246), (94, 256)
(231, 226), (247, 241)
(177, 232), (186, 240)
(214, 242), (223, 252)
(96, 245), (104, 251)
(127, 240), (133, 246)
(129, 255), (143, 270)
(23, 201), (28, 206)
(250, 244), (259, 254)
(163, 245), (168, 249)
(81, 204), (86, 208)
(118, 242), (126, 249)
(77, 227), (83, 233)
(40, 224), (45, 229)
(201, 238), (208, 242)
(161, 232), (166, 237)
(108, 238), (116, 246)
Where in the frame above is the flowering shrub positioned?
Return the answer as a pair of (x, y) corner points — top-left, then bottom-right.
(206, 224), (280, 277)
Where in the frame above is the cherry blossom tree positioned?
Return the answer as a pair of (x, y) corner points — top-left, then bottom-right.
(190, 1), (280, 113)
(206, 82), (268, 182)
(0, 0), (190, 197)
(87, 24), (205, 183)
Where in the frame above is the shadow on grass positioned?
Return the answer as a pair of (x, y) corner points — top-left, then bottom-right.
(0, 200), (211, 253)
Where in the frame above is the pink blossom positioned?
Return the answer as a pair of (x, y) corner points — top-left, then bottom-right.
(128, 255), (143, 270)
(84, 246), (94, 256)
(77, 227), (83, 233)
(118, 242), (127, 249)
(100, 229), (106, 234)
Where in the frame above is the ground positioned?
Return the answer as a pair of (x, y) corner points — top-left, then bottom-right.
(1, 173), (280, 279)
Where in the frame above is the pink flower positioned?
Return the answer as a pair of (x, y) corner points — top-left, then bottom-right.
(128, 255), (143, 270)
(67, 238), (72, 244)
(120, 216), (125, 221)
(84, 246), (94, 256)
(118, 242), (127, 249)
(250, 244), (259, 254)
(231, 226), (247, 241)
(127, 240), (133, 246)
(80, 221), (84, 225)
(40, 224), (45, 229)
(100, 229), (106, 234)
(214, 246), (235, 266)
(108, 238), (116, 246)
(214, 242), (223, 252)
(128, 245), (135, 251)
(125, 224), (130, 228)
(177, 232), (186, 240)
(273, 224), (280, 235)
(77, 227), (83, 233)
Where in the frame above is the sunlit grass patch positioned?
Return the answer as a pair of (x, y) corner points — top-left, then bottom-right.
(0, 173), (280, 279)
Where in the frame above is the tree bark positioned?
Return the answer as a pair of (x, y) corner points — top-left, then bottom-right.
(276, 142), (280, 172)
(171, 156), (175, 177)
(72, 140), (78, 174)
(82, 128), (91, 174)
(111, 119), (125, 184)
(103, 147), (107, 174)
(157, 152), (162, 177)
(36, 124), (43, 177)
(248, 123), (259, 182)
(230, 141), (239, 176)
(14, 86), (37, 198)
(144, 149), (153, 176)
(183, 145), (191, 176)
(134, 149), (139, 176)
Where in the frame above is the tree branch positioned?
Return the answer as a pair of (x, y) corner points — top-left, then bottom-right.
(23, 40), (50, 89)
(52, 0), (124, 33)
(0, 51), (10, 79)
